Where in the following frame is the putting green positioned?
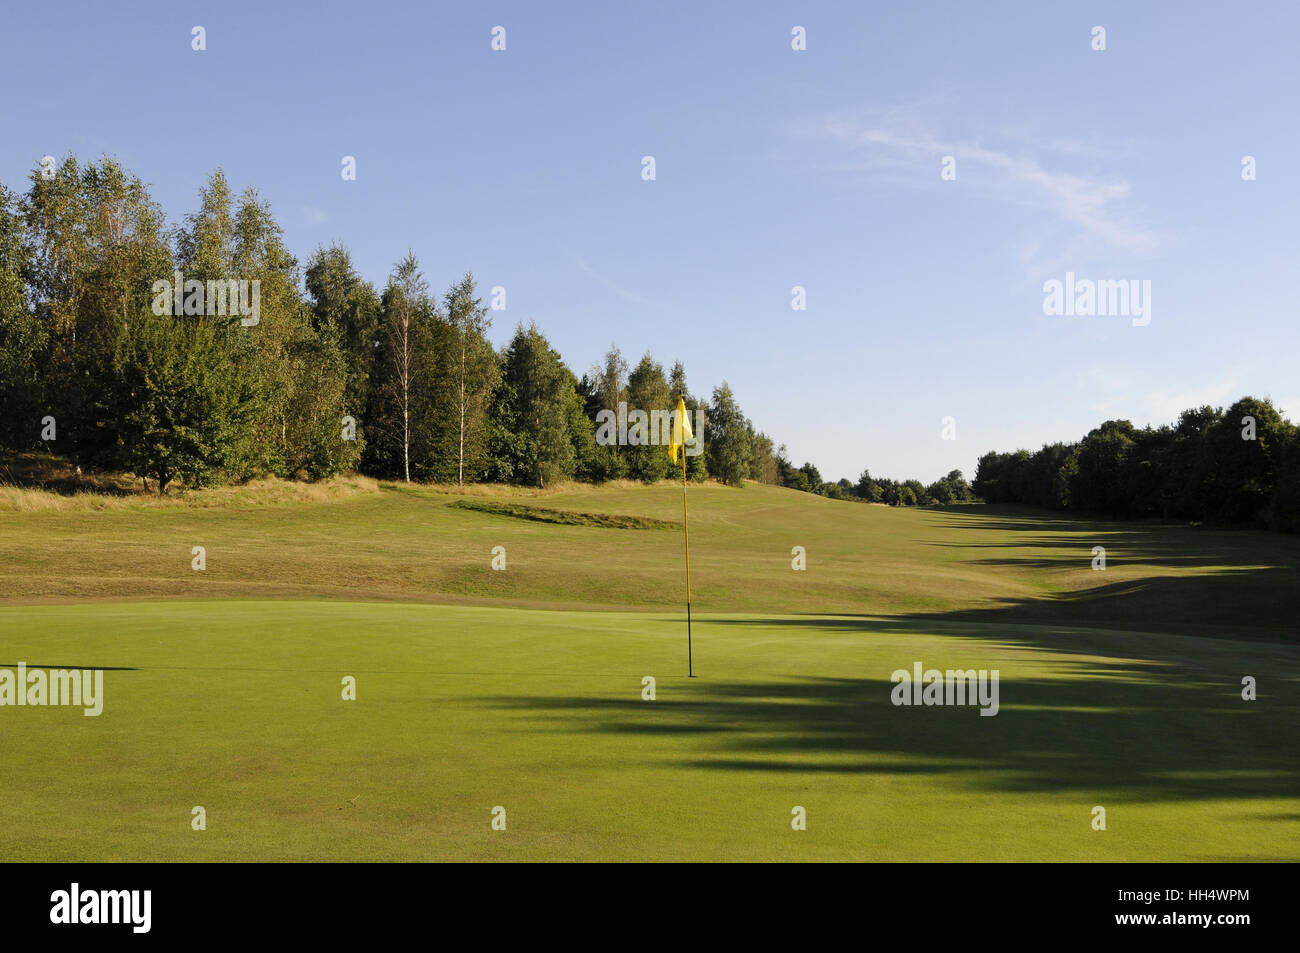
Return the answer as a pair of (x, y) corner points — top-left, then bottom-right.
(1, 600), (1294, 861)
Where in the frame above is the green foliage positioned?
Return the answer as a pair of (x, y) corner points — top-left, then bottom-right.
(101, 313), (254, 492)
(585, 346), (629, 481)
(281, 318), (359, 479)
(0, 184), (44, 450)
(706, 381), (751, 486)
(625, 352), (670, 483)
(855, 469), (882, 502)
(365, 253), (437, 482)
(972, 398), (1297, 531)
(19, 156), (173, 464)
(799, 461), (822, 492)
(305, 243), (381, 415)
(1271, 428), (1300, 532)
(428, 272), (499, 485)
(489, 323), (580, 486)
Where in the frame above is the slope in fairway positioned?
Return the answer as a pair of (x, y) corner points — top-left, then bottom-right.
(1, 599), (1295, 861)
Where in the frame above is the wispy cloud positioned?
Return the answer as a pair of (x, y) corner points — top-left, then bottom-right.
(574, 255), (654, 307)
(811, 119), (1160, 256)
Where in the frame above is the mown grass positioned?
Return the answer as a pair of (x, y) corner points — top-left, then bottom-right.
(1, 479), (1295, 642)
(0, 601), (1294, 861)
(0, 477), (1295, 860)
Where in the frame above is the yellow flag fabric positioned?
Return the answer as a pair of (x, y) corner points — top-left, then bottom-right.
(669, 396), (693, 463)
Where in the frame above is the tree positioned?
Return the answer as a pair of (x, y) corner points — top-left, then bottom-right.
(492, 323), (578, 486)
(305, 243), (381, 416)
(750, 429), (780, 484)
(855, 469), (884, 503)
(1025, 445), (1073, 509)
(1073, 420), (1136, 517)
(441, 273), (498, 486)
(626, 352), (670, 482)
(1202, 397), (1291, 524)
(175, 167), (236, 282)
(587, 345), (629, 481)
(784, 468), (811, 493)
(0, 182), (44, 451)
(944, 469), (973, 502)
(281, 315), (359, 479)
(371, 253), (434, 482)
(227, 184), (311, 478)
(22, 156), (172, 464)
(102, 312), (253, 493)
(1168, 406), (1222, 520)
(926, 479), (955, 504)
(799, 461), (823, 493)
(972, 451), (1012, 502)
(706, 382), (751, 486)
(1271, 426), (1300, 532)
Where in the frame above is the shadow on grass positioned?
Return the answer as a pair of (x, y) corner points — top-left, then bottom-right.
(912, 505), (1300, 641)
(478, 658), (1298, 802)
(924, 504), (1299, 567)
(891, 570), (1299, 644)
(450, 505), (1300, 805)
(0, 663), (139, 671)
(0, 452), (140, 497)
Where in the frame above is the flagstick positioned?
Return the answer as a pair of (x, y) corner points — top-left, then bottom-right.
(682, 447), (693, 677)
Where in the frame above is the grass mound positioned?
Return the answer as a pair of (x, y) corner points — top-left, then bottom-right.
(449, 498), (678, 530)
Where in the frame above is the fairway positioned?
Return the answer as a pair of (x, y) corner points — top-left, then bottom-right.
(1, 497), (1297, 862)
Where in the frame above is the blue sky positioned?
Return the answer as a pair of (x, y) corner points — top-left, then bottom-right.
(3, 1), (1297, 482)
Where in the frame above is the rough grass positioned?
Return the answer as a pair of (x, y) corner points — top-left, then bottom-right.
(0, 475), (382, 512)
(0, 452), (383, 512)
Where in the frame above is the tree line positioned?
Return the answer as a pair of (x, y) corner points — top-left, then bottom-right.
(0, 157), (786, 492)
(771, 456), (975, 507)
(2, 156), (1294, 532)
(971, 398), (1300, 532)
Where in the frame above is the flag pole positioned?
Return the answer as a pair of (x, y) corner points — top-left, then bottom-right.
(682, 444), (693, 677)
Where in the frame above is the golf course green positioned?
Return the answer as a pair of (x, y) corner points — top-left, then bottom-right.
(1, 480), (1296, 860)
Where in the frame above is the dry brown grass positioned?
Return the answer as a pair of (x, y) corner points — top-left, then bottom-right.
(0, 452), (707, 513)
(0, 470), (381, 512)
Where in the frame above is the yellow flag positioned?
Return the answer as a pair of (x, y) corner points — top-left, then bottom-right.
(669, 396), (693, 463)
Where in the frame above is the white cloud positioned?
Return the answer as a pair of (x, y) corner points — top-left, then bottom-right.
(812, 119), (1160, 256)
